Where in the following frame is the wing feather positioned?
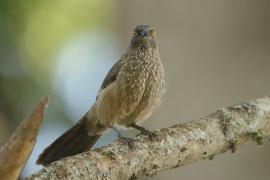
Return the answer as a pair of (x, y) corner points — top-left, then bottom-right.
(96, 59), (124, 99)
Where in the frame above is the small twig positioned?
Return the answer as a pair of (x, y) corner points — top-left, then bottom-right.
(26, 96), (270, 180)
(0, 97), (49, 180)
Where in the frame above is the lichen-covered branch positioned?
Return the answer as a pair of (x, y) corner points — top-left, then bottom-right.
(0, 97), (48, 180)
(26, 96), (270, 180)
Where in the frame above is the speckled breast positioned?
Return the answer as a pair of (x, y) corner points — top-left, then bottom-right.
(116, 49), (166, 125)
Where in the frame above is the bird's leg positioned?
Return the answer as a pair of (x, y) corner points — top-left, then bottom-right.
(111, 126), (135, 148)
(130, 123), (156, 140)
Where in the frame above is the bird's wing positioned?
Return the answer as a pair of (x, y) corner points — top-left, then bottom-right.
(96, 59), (124, 99)
(101, 60), (123, 89)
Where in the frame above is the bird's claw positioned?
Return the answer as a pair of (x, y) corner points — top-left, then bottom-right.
(139, 129), (157, 140)
(119, 136), (135, 149)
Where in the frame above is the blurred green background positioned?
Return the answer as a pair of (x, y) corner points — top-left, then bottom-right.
(0, 0), (270, 179)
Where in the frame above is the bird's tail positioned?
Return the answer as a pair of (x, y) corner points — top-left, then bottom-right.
(36, 115), (101, 166)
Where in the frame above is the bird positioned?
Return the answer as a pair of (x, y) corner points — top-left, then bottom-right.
(37, 25), (166, 166)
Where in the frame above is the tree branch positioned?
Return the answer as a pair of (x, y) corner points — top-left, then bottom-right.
(0, 97), (48, 180)
(0, 109), (10, 145)
(26, 96), (270, 180)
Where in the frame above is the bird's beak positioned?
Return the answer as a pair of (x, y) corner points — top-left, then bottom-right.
(142, 36), (148, 44)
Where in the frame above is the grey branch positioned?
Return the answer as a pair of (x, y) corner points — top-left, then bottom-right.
(26, 96), (270, 180)
(0, 97), (48, 180)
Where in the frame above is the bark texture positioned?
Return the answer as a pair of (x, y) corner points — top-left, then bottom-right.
(0, 97), (48, 180)
(26, 96), (270, 180)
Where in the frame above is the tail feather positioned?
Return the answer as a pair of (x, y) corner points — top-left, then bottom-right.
(36, 118), (101, 166)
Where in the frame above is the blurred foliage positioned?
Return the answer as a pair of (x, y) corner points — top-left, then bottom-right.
(1, 0), (116, 81)
(0, 0), (117, 131)
(0, 1), (119, 175)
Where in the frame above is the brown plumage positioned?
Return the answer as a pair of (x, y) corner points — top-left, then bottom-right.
(36, 115), (101, 165)
(37, 25), (166, 166)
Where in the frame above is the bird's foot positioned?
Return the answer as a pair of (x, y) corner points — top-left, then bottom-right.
(138, 129), (157, 140)
(130, 123), (157, 140)
(111, 126), (135, 149)
(119, 136), (135, 149)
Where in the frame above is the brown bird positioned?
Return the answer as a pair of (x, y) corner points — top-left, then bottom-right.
(37, 25), (166, 166)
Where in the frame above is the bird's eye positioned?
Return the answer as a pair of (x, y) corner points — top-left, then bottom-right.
(133, 31), (138, 36)
(150, 30), (156, 36)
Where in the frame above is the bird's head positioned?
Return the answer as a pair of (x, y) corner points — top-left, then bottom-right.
(130, 25), (158, 49)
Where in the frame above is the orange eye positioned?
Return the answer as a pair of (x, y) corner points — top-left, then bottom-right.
(150, 30), (156, 36)
(133, 31), (138, 36)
